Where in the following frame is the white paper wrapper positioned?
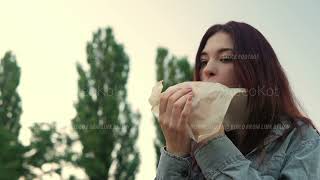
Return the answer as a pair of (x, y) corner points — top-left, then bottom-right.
(148, 80), (249, 142)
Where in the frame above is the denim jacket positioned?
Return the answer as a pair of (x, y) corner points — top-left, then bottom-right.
(155, 116), (320, 179)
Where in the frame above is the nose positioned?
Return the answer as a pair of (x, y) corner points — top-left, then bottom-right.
(203, 60), (217, 79)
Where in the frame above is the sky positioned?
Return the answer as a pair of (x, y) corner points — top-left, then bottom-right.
(0, 0), (319, 179)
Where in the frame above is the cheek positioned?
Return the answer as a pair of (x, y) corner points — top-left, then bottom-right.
(199, 69), (204, 80)
(199, 66), (208, 81)
(219, 64), (239, 87)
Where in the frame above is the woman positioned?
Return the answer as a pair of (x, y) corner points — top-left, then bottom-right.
(155, 21), (320, 179)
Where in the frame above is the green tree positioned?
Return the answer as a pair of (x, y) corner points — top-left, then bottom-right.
(72, 27), (140, 180)
(0, 52), (75, 180)
(0, 51), (28, 180)
(153, 47), (193, 167)
(25, 122), (76, 179)
(0, 51), (22, 136)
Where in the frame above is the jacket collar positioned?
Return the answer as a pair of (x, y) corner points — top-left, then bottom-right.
(245, 114), (292, 156)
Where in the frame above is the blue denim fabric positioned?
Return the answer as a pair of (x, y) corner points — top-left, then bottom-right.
(155, 117), (320, 179)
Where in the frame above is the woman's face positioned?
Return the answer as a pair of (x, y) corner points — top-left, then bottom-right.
(199, 31), (239, 88)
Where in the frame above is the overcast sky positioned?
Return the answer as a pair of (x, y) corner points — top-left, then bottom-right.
(0, 0), (319, 179)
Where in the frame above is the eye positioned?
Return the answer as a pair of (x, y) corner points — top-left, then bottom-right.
(219, 55), (234, 63)
(200, 59), (208, 68)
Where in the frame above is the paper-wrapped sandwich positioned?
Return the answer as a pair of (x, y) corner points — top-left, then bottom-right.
(148, 80), (249, 142)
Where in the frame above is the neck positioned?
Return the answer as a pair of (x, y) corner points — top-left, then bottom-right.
(225, 129), (247, 151)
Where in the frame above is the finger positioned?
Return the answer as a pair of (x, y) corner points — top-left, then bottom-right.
(160, 84), (192, 114)
(178, 94), (193, 128)
(159, 86), (181, 114)
(170, 91), (192, 129)
(159, 86), (182, 129)
(166, 87), (192, 114)
(171, 91), (192, 120)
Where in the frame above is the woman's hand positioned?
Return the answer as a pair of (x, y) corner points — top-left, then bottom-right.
(159, 85), (194, 157)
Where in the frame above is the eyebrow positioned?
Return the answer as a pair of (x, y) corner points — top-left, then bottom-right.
(201, 48), (234, 56)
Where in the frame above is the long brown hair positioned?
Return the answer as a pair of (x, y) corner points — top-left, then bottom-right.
(193, 21), (318, 154)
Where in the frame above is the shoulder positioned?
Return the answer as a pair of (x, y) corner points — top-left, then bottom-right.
(282, 117), (320, 154)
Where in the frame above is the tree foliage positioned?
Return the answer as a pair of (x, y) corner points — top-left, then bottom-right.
(72, 27), (140, 180)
